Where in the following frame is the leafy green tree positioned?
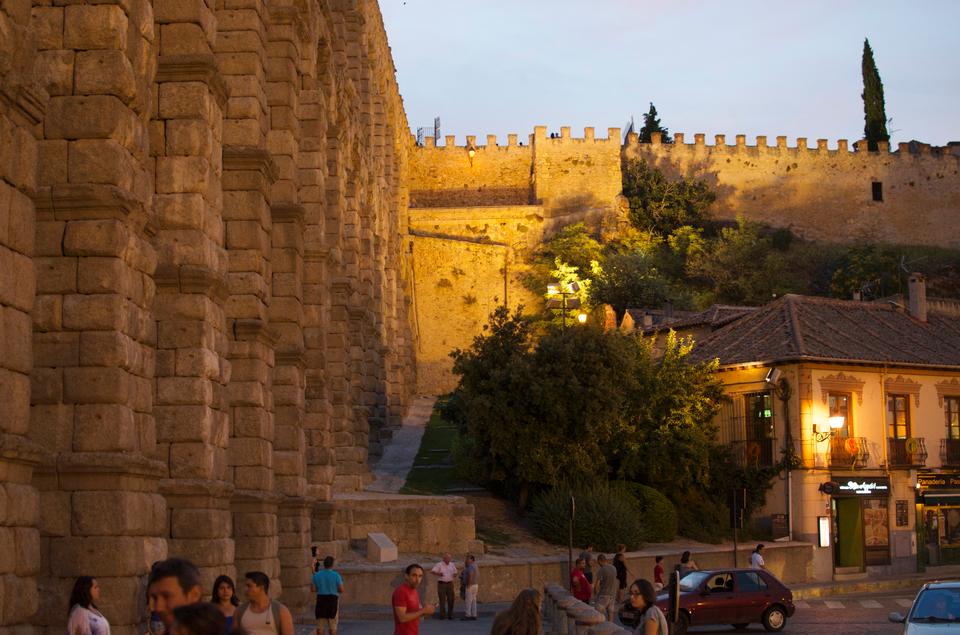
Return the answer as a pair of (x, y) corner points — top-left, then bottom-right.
(638, 102), (672, 143)
(829, 243), (900, 300)
(611, 331), (724, 493)
(686, 217), (808, 306)
(450, 308), (634, 506)
(622, 159), (715, 235)
(588, 253), (671, 318)
(862, 38), (889, 151)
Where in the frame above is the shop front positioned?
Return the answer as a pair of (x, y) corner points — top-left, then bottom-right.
(830, 476), (891, 570)
(917, 473), (960, 566)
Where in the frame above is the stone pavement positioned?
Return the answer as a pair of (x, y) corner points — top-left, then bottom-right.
(297, 616), (497, 635)
(367, 396), (436, 493)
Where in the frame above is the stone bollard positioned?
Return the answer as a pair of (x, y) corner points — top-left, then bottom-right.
(589, 623), (631, 635)
(555, 595), (579, 635)
(572, 606), (605, 635)
(547, 585), (571, 632)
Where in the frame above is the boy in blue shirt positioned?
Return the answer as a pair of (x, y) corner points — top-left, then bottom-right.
(312, 555), (345, 635)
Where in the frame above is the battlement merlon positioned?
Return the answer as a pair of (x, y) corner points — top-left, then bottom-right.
(533, 125), (621, 144)
(411, 127), (949, 158)
(626, 132), (950, 159)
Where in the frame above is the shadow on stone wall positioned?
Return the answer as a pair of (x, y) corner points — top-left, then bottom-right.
(410, 186), (534, 208)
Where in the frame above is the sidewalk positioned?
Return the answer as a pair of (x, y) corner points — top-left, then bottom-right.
(792, 563), (960, 599)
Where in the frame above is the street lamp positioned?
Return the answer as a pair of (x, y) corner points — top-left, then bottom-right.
(577, 312), (587, 324)
(814, 416), (845, 443)
(547, 281), (581, 333)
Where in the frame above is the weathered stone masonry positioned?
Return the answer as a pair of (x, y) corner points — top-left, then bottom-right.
(0, 0), (416, 629)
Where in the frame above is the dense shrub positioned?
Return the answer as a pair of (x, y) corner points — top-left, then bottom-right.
(615, 482), (677, 543)
(672, 489), (729, 544)
(530, 484), (645, 552)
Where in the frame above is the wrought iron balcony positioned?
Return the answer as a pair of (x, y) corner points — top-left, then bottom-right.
(887, 437), (927, 468)
(728, 438), (776, 468)
(941, 438), (960, 468)
(829, 436), (870, 469)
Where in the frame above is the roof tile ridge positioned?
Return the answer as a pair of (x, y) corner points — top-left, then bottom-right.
(785, 296), (807, 357)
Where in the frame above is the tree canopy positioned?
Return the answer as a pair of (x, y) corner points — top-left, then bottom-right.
(861, 38), (889, 151)
(638, 102), (672, 143)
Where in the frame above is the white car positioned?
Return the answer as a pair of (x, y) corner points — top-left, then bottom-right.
(889, 581), (960, 633)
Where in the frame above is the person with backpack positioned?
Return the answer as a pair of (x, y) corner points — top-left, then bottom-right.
(235, 571), (294, 635)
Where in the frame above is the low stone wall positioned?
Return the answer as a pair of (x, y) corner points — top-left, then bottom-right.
(542, 583), (629, 635)
(336, 542), (816, 607)
(319, 492), (479, 556)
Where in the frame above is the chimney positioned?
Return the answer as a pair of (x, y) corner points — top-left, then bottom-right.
(642, 314), (654, 328)
(908, 272), (927, 322)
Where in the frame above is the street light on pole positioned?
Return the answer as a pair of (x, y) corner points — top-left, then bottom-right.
(546, 281), (581, 333)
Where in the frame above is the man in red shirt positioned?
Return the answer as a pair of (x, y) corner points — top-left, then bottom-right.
(393, 563), (436, 635)
(570, 557), (591, 603)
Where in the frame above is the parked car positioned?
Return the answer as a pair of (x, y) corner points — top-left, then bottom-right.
(619, 568), (795, 632)
(889, 581), (960, 633)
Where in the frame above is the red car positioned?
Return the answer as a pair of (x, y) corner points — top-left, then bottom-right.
(619, 568), (796, 632)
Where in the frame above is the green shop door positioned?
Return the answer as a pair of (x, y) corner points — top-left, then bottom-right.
(835, 498), (865, 569)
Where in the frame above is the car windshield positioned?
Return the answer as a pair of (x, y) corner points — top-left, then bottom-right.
(679, 571), (711, 592)
(911, 588), (960, 623)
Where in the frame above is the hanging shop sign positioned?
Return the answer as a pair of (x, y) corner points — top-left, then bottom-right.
(831, 476), (890, 496)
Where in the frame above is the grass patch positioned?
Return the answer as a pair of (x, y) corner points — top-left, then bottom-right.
(400, 409), (471, 495)
(476, 526), (515, 546)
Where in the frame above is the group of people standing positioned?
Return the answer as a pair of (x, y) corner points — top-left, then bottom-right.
(66, 555), (338, 635)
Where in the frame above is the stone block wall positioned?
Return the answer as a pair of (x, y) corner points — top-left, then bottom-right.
(0, 0), (418, 629)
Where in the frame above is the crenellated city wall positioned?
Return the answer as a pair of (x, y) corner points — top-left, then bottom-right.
(407, 126), (960, 393)
(624, 132), (960, 247)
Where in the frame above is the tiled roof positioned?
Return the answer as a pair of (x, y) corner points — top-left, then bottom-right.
(655, 304), (757, 332)
(688, 294), (960, 369)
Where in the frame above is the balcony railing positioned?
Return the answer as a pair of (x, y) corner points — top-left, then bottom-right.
(887, 437), (927, 468)
(728, 438), (776, 468)
(942, 439), (960, 468)
(829, 436), (870, 469)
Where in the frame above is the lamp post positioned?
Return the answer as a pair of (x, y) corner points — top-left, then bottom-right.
(547, 281), (581, 333)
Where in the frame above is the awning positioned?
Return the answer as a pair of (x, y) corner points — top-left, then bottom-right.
(922, 492), (960, 506)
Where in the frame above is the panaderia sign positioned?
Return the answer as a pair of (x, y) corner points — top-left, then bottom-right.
(917, 474), (960, 489)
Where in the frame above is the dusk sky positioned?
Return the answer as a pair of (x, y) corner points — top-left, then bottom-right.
(379, 1), (960, 147)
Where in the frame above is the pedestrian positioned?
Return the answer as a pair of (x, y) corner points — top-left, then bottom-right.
(211, 575), (238, 632)
(170, 603), (228, 635)
(67, 576), (110, 635)
(579, 544), (595, 584)
(428, 552), (457, 620)
(678, 551), (698, 578)
(460, 554), (479, 621)
(613, 552), (629, 603)
(490, 588), (541, 635)
(627, 579), (669, 635)
(570, 557), (591, 603)
(751, 544), (766, 570)
(235, 571), (294, 635)
(594, 554), (619, 621)
(652, 555), (665, 592)
(392, 563), (436, 635)
(312, 555), (344, 635)
(148, 558), (204, 631)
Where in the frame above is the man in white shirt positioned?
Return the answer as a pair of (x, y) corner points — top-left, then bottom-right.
(429, 553), (458, 620)
(751, 544), (766, 570)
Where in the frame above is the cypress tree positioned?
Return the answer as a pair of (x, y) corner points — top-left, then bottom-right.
(861, 38), (889, 151)
(638, 102), (672, 143)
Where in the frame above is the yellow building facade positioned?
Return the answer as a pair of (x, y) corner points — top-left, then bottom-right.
(688, 278), (960, 578)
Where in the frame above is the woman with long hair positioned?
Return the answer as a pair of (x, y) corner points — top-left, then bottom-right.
(490, 587), (541, 635)
(627, 578), (668, 635)
(210, 575), (238, 631)
(67, 576), (111, 635)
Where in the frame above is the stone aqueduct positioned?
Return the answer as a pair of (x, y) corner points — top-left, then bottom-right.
(1, 0), (416, 629)
(3, 0), (960, 629)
